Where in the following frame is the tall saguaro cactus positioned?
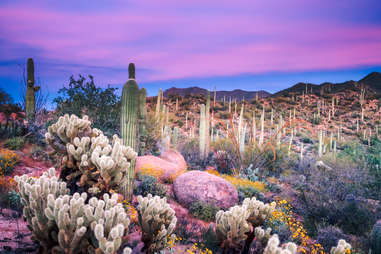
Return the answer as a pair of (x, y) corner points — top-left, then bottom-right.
(25, 58), (40, 122)
(121, 62), (144, 199)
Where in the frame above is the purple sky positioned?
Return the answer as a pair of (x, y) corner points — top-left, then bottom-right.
(1, 0), (381, 103)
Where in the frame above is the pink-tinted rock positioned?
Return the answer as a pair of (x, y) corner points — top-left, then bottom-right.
(135, 149), (187, 182)
(173, 170), (238, 209)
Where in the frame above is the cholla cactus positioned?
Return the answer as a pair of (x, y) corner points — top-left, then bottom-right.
(44, 192), (88, 253)
(45, 114), (137, 196)
(15, 168), (70, 252)
(242, 197), (276, 227)
(263, 235), (297, 254)
(137, 194), (177, 254)
(255, 227), (272, 243)
(330, 239), (351, 254)
(215, 205), (251, 251)
(87, 193), (131, 254)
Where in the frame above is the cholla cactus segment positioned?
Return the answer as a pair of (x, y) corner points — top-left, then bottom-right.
(263, 234), (297, 254)
(255, 227), (272, 243)
(242, 197), (276, 227)
(14, 168), (70, 251)
(137, 194), (177, 254)
(330, 239), (351, 254)
(215, 205), (251, 250)
(45, 114), (137, 196)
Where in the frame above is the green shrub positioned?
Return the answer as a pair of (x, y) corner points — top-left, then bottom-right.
(3, 137), (25, 150)
(0, 190), (23, 212)
(134, 174), (167, 198)
(189, 201), (220, 222)
(237, 186), (262, 203)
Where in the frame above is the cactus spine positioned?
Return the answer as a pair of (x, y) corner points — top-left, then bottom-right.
(26, 58), (40, 122)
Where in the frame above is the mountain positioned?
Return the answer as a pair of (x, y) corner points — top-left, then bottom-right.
(163, 86), (271, 101)
(272, 72), (381, 97)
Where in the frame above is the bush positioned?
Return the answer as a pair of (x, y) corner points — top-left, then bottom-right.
(237, 186), (263, 203)
(53, 75), (120, 137)
(134, 174), (167, 198)
(0, 149), (19, 176)
(189, 201), (220, 222)
(180, 138), (216, 171)
(316, 226), (349, 252)
(3, 137), (25, 150)
(0, 190), (23, 212)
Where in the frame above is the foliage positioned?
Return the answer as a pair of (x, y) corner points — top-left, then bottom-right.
(189, 201), (220, 222)
(269, 199), (324, 253)
(3, 136), (25, 150)
(316, 226), (350, 252)
(0, 149), (19, 176)
(53, 75), (120, 137)
(0, 88), (12, 105)
(0, 190), (23, 212)
(180, 138), (215, 171)
(237, 186), (264, 203)
(134, 174), (167, 198)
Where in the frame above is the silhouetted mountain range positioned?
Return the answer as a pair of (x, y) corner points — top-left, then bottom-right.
(273, 72), (381, 97)
(164, 87), (270, 101)
(162, 72), (381, 100)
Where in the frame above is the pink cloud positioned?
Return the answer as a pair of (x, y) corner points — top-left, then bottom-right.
(0, 0), (380, 86)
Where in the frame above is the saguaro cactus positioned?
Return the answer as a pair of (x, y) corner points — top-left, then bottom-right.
(121, 63), (140, 199)
(25, 58), (40, 122)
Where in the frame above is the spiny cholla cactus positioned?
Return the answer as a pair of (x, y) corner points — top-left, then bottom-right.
(87, 193), (131, 254)
(45, 114), (137, 196)
(330, 239), (351, 254)
(263, 235), (297, 254)
(16, 170), (132, 254)
(15, 168), (70, 252)
(137, 194), (177, 254)
(44, 192), (88, 253)
(242, 197), (276, 227)
(215, 205), (251, 251)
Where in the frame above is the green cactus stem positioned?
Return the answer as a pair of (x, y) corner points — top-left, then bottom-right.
(26, 58), (40, 122)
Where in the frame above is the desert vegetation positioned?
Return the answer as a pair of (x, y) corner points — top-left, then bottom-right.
(1, 59), (381, 254)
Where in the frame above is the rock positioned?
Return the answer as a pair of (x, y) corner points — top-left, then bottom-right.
(135, 149), (187, 182)
(173, 170), (238, 210)
(315, 160), (333, 171)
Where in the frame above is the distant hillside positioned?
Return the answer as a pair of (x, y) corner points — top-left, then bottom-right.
(272, 72), (381, 97)
(163, 86), (271, 101)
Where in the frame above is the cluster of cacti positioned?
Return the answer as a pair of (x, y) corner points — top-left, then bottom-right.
(371, 220), (381, 254)
(137, 194), (177, 254)
(215, 197), (276, 252)
(45, 114), (137, 196)
(330, 239), (351, 254)
(25, 58), (40, 122)
(15, 168), (132, 254)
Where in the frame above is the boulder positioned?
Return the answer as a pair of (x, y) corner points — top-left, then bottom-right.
(173, 170), (238, 210)
(135, 149), (187, 182)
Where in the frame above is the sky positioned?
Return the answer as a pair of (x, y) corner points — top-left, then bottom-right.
(0, 0), (381, 105)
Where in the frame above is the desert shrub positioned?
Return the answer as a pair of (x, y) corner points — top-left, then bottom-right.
(0, 149), (19, 176)
(289, 156), (375, 238)
(201, 224), (222, 253)
(237, 186), (264, 203)
(134, 174), (167, 198)
(212, 138), (239, 174)
(180, 138), (216, 171)
(0, 190), (23, 212)
(53, 74), (120, 137)
(316, 226), (350, 252)
(3, 136), (25, 150)
(189, 201), (220, 222)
